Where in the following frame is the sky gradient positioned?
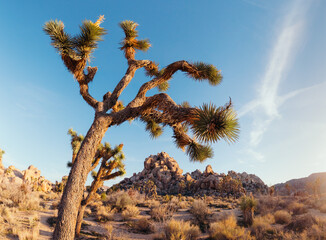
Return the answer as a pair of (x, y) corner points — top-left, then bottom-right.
(0, 0), (325, 186)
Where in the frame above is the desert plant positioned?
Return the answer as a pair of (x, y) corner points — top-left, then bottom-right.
(44, 16), (239, 239)
(250, 214), (275, 239)
(150, 204), (173, 222)
(121, 205), (140, 220)
(274, 210), (291, 224)
(162, 219), (200, 240)
(286, 213), (317, 232)
(240, 194), (257, 226)
(0, 148), (5, 169)
(189, 199), (212, 232)
(130, 218), (155, 234)
(209, 215), (253, 240)
(288, 202), (307, 215)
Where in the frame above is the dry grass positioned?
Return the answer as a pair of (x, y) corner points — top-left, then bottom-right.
(250, 214), (275, 239)
(189, 199), (212, 232)
(130, 218), (155, 234)
(288, 202), (308, 215)
(150, 204), (173, 222)
(209, 214), (253, 240)
(286, 213), (317, 232)
(95, 205), (115, 222)
(274, 210), (291, 224)
(160, 219), (200, 240)
(121, 205), (140, 220)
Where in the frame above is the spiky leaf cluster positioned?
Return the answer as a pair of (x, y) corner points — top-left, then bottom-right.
(119, 20), (151, 53)
(186, 141), (213, 162)
(67, 128), (85, 154)
(43, 16), (106, 61)
(0, 148), (4, 157)
(74, 18), (107, 59)
(141, 117), (163, 139)
(192, 102), (239, 144)
(187, 62), (222, 86)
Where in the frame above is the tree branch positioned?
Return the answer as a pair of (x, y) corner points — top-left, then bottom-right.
(103, 60), (152, 112)
(101, 171), (123, 181)
(135, 60), (200, 100)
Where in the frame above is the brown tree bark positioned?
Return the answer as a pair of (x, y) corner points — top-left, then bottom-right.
(53, 114), (109, 240)
(75, 172), (103, 236)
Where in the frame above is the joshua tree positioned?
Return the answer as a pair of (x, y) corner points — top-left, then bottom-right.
(0, 148), (5, 169)
(44, 16), (239, 239)
(67, 129), (125, 236)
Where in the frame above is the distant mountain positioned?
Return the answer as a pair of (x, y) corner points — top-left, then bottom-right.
(274, 172), (326, 195)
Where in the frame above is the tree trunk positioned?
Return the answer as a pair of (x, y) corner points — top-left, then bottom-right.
(53, 114), (109, 240)
(75, 179), (103, 237)
(75, 204), (87, 237)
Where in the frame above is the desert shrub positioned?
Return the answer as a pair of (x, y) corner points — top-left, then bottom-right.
(286, 214), (317, 232)
(95, 206), (115, 222)
(150, 204), (173, 222)
(189, 199), (212, 232)
(121, 205), (140, 220)
(306, 218), (326, 239)
(130, 218), (155, 234)
(179, 201), (189, 209)
(250, 214), (275, 239)
(161, 219), (200, 240)
(288, 202), (307, 215)
(104, 223), (114, 240)
(209, 215), (253, 240)
(274, 210), (291, 224)
(147, 199), (160, 209)
(19, 193), (40, 211)
(240, 195), (257, 226)
(113, 192), (134, 211)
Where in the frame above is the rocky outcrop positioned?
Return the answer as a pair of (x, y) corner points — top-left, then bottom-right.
(274, 172), (326, 196)
(113, 152), (268, 196)
(0, 165), (53, 192)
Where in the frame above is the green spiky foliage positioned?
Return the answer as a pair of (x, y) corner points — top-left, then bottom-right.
(187, 62), (223, 86)
(67, 128), (84, 163)
(157, 81), (170, 92)
(186, 141), (213, 162)
(43, 16), (106, 61)
(119, 20), (151, 59)
(143, 118), (163, 139)
(0, 148), (4, 158)
(192, 101), (239, 144)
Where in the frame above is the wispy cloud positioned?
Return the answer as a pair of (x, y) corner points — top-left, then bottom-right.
(240, 0), (310, 152)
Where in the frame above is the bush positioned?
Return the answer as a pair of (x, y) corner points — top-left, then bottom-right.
(274, 210), (291, 224)
(189, 199), (212, 232)
(286, 214), (317, 232)
(162, 219), (200, 240)
(114, 192), (134, 211)
(150, 204), (173, 222)
(95, 206), (115, 222)
(209, 215), (253, 240)
(131, 218), (155, 234)
(121, 205), (140, 220)
(250, 215), (275, 239)
(288, 202), (307, 215)
(240, 195), (257, 226)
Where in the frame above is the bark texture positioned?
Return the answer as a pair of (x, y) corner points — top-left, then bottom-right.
(53, 115), (109, 240)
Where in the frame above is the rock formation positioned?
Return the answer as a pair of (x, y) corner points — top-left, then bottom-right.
(113, 152), (268, 196)
(0, 165), (53, 192)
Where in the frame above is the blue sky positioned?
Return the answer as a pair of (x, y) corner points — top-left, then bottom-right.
(0, 0), (325, 186)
